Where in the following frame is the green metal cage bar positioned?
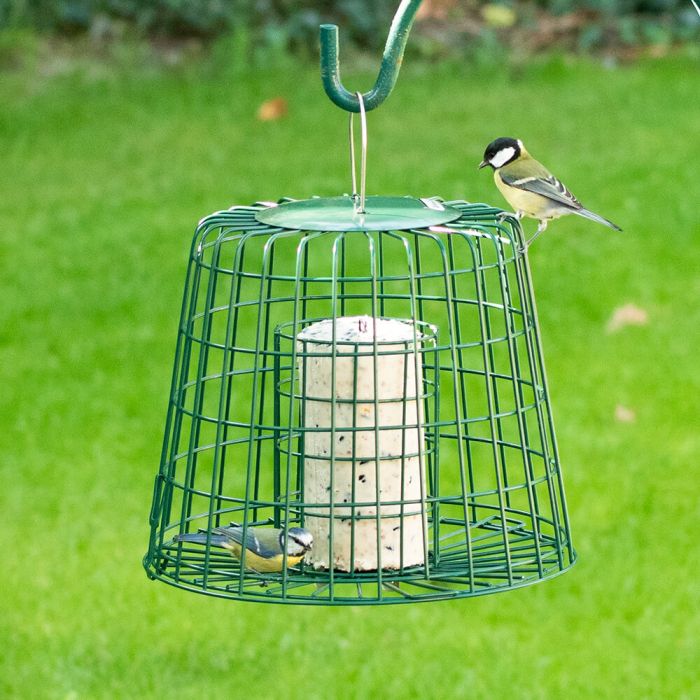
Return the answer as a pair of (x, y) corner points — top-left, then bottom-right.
(143, 199), (575, 605)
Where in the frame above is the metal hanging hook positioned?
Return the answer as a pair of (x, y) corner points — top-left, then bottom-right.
(320, 0), (424, 113)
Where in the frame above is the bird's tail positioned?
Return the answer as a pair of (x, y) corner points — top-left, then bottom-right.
(575, 207), (622, 231)
(175, 532), (228, 547)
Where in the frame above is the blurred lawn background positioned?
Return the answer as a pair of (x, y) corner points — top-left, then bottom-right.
(1, 16), (700, 699)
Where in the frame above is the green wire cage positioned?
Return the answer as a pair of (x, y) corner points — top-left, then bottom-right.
(144, 0), (576, 605)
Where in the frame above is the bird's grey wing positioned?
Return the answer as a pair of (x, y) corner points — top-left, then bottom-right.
(500, 171), (583, 210)
(213, 526), (279, 558)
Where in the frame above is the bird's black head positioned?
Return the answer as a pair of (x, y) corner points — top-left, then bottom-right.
(479, 137), (522, 170)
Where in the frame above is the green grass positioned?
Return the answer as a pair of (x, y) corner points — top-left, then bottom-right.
(1, 47), (699, 698)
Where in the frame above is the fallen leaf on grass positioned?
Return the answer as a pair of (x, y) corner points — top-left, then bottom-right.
(606, 303), (648, 333)
(417, 0), (457, 20)
(615, 405), (636, 423)
(481, 4), (517, 28)
(257, 97), (288, 121)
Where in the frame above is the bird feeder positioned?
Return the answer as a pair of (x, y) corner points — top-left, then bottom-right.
(144, 0), (576, 605)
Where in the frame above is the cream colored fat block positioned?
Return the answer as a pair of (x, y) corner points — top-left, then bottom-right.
(298, 316), (428, 571)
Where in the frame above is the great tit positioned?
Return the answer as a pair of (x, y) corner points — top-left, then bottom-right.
(479, 137), (621, 249)
(175, 524), (313, 573)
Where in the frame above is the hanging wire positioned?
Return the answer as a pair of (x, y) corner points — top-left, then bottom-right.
(348, 92), (368, 214)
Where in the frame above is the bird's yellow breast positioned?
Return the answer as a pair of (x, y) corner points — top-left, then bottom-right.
(222, 541), (303, 572)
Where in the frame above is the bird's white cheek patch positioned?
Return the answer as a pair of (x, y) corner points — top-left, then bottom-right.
(490, 147), (516, 168)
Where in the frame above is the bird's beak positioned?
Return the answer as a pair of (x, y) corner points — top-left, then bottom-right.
(478, 160), (489, 170)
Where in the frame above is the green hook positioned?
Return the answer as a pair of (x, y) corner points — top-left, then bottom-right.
(320, 0), (424, 113)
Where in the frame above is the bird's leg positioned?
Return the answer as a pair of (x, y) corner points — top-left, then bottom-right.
(521, 219), (548, 253)
(235, 559), (268, 586)
(244, 564), (269, 587)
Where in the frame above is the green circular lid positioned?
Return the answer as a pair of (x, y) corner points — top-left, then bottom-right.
(255, 196), (461, 232)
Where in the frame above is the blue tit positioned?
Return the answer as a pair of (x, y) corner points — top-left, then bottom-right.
(479, 137), (621, 249)
(176, 524), (313, 573)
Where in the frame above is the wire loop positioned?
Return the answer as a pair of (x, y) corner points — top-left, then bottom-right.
(348, 92), (368, 214)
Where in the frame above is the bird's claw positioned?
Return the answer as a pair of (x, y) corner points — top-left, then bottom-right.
(497, 210), (524, 225)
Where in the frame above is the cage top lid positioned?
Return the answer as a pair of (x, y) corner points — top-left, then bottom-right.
(255, 196), (461, 232)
